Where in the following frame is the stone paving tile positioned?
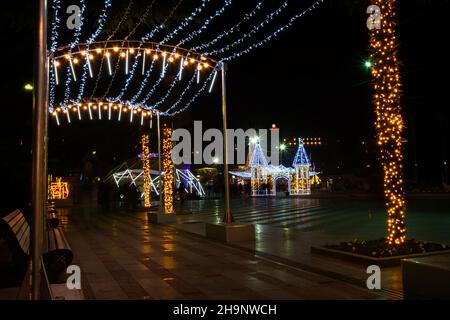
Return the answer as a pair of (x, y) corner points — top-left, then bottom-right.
(62, 208), (386, 300)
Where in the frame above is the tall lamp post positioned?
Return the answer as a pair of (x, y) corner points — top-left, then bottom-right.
(221, 62), (233, 224)
(32, 0), (48, 299)
(157, 111), (163, 212)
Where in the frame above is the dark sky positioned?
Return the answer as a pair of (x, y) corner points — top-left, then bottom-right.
(0, 0), (449, 210)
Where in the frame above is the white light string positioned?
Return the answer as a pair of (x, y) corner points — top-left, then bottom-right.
(176, 0), (232, 48)
(61, 0), (86, 107)
(49, 0), (61, 110)
(51, 0), (325, 117)
(190, 1), (264, 52)
(128, 58), (156, 104)
(88, 0), (134, 100)
(160, 71), (199, 115)
(222, 0), (325, 61)
(106, 0), (179, 103)
(164, 70), (215, 116)
(71, 0), (112, 107)
(113, 0), (209, 104)
(203, 0), (289, 57)
(134, 0), (232, 109)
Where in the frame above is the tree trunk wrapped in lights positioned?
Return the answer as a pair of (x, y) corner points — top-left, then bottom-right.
(141, 133), (151, 208)
(369, 0), (406, 245)
(162, 125), (174, 213)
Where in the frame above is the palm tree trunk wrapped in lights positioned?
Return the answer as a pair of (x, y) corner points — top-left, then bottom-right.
(162, 125), (174, 214)
(369, 0), (406, 245)
(141, 133), (151, 208)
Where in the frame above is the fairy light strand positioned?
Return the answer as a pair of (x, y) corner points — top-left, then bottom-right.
(162, 125), (174, 213)
(191, 1), (264, 52)
(164, 70), (214, 116)
(203, 0), (289, 57)
(176, 0), (233, 48)
(369, 0), (406, 246)
(221, 0), (325, 61)
(141, 133), (151, 208)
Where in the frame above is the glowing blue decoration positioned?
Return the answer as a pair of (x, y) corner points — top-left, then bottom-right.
(138, 0), (229, 110)
(138, 61), (167, 104)
(204, 1), (288, 57)
(150, 76), (180, 109)
(160, 71), (197, 114)
(292, 138), (311, 167)
(250, 142), (268, 168)
(60, 0), (86, 108)
(88, 0), (132, 99)
(160, 0), (211, 45)
(87, 0), (112, 45)
(49, 0), (61, 53)
(128, 59), (156, 104)
(50, 0), (325, 116)
(141, 0), (184, 41)
(191, 1), (264, 52)
(164, 71), (215, 116)
(106, 0), (133, 41)
(222, 0), (325, 61)
(117, 0), (210, 104)
(177, 0), (232, 47)
(68, 0), (86, 49)
(72, 0), (112, 106)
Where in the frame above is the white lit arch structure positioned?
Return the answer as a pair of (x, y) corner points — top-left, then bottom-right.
(48, 40), (220, 125)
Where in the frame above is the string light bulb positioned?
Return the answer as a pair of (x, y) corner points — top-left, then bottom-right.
(163, 125), (174, 213)
(369, 0), (406, 246)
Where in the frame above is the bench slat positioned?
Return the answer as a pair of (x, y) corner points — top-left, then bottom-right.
(18, 225), (30, 254)
(3, 210), (22, 224)
(15, 218), (29, 243)
(9, 214), (27, 234)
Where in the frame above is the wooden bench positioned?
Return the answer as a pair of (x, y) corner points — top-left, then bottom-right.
(0, 210), (73, 286)
(0, 210), (30, 287)
(43, 227), (73, 277)
(47, 210), (59, 228)
(47, 202), (60, 228)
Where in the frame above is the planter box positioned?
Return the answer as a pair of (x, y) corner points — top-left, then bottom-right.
(311, 245), (450, 267)
(402, 254), (450, 299)
(205, 223), (255, 242)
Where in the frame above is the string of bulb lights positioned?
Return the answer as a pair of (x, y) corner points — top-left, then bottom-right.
(109, 0), (218, 111)
(141, 133), (152, 208)
(49, 0), (325, 119)
(369, 0), (406, 246)
(162, 125), (175, 213)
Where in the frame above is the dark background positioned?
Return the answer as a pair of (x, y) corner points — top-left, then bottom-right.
(0, 0), (448, 212)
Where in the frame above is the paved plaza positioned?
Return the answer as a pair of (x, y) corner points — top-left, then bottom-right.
(56, 196), (425, 300)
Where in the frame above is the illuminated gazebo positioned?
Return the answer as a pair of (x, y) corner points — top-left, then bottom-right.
(230, 139), (317, 196)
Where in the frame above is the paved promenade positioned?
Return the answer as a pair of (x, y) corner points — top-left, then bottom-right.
(60, 205), (391, 300)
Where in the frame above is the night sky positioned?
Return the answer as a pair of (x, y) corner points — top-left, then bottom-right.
(0, 0), (449, 212)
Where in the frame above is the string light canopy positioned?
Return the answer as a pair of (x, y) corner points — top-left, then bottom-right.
(47, 0), (325, 124)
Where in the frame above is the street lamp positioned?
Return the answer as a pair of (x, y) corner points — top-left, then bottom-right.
(24, 83), (34, 91)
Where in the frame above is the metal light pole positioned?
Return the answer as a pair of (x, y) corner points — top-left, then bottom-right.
(32, 0), (48, 300)
(157, 111), (163, 212)
(221, 62), (233, 224)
